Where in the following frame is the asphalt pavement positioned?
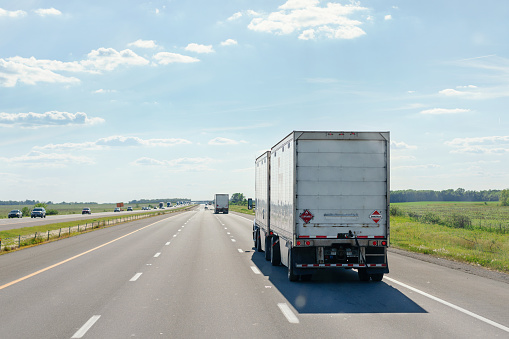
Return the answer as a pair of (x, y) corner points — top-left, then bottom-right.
(0, 206), (507, 338)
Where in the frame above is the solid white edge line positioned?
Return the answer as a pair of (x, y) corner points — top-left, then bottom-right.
(130, 273), (142, 282)
(250, 266), (261, 274)
(385, 276), (509, 333)
(71, 315), (101, 338)
(277, 303), (300, 324)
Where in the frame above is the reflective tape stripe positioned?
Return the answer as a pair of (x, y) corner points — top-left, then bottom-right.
(297, 263), (387, 268)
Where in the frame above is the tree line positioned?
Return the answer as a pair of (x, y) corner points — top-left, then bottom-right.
(390, 188), (504, 203)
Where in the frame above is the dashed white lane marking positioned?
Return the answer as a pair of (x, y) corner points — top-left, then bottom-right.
(227, 232), (230, 234)
(238, 249), (243, 253)
(173, 235), (177, 237)
(250, 266), (261, 274)
(71, 315), (101, 338)
(130, 273), (142, 282)
(385, 276), (509, 333)
(278, 303), (299, 324)
(231, 239), (236, 242)
(154, 252), (161, 258)
(165, 242), (171, 245)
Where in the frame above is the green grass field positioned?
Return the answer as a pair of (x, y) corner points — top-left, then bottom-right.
(390, 202), (509, 273)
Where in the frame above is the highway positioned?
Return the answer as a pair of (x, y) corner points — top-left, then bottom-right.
(0, 207), (181, 232)
(0, 205), (508, 338)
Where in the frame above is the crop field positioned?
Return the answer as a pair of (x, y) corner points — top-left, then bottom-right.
(391, 201), (509, 233)
(390, 202), (509, 273)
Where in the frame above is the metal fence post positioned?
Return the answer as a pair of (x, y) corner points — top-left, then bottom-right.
(47, 230), (50, 241)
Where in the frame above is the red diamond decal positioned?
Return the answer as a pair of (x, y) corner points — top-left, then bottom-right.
(300, 209), (314, 224)
(370, 210), (382, 223)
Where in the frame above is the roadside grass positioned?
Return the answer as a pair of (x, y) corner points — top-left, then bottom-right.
(229, 204), (255, 215)
(391, 215), (509, 273)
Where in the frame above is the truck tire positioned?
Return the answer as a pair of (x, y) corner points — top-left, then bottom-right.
(371, 273), (384, 282)
(264, 236), (271, 261)
(271, 237), (281, 266)
(358, 268), (370, 282)
(256, 231), (262, 252)
(288, 249), (299, 282)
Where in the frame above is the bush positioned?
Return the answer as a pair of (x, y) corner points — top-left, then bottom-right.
(390, 206), (405, 217)
(22, 207), (31, 217)
(445, 214), (472, 229)
(46, 209), (59, 215)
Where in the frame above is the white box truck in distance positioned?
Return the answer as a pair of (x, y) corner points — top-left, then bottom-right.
(254, 131), (390, 282)
(214, 194), (229, 214)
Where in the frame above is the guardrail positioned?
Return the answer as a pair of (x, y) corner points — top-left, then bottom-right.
(0, 207), (195, 253)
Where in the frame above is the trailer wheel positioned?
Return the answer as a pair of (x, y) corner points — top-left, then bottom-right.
(271, 237), (281, 266)
(371, 273), (384, 282)
(288, 249), (299, 282)
(256, 231), (262, 252)
(358, 268), (370, 282)
(264, 236), (271, 261)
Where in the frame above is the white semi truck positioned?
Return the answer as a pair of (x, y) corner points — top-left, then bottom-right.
(214, 194), (229, 214)
(253, 131), (390, 282)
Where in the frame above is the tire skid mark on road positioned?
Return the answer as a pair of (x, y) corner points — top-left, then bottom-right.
(385, 276), (509, 333)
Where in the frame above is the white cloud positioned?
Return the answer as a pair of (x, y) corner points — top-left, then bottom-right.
(0, 48), (150, 87)
(0, 151), (94, 167)
(128, 39), (158, 49)
(220, 39), (238, 46)
(208, 137), (247, 145)
(153, 52), (200, 64)
(0, 111), (104, 128)
(34, 8), (62, 16)
(35, 136), (192, 151)
(132, 157), (215, 171)
(244, 1), (368, 40)
(0, 58), (80, 87)
(83, 48), (150, 71)
(228, 12), (242, 21)
(420, 108), (470, 115)
(384, 14), (392, 20)
(0, 8), (27, 17)
(393, 164), (441, 170)
(185, 43), (214, 54)
(391, 140), (417, 150)
(445, 136), (509, 154)
(93, 89), (116, 94)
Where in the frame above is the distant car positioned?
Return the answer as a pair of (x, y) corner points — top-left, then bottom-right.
(82, 207), (91, 214)
(127, 206), (133, 211)
(204, 206), (208, 210)
(114, 207), (121, 212)
(31, 207), (46, 218)
(8, 209), (22, 218)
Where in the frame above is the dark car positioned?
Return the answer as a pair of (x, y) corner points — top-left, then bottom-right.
(82, 208), (91, 214)
(8, 209), (22, 218)
(31, 207), (46, 218)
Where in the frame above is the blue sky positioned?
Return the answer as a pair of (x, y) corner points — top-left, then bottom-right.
(1, 0), (508, 203)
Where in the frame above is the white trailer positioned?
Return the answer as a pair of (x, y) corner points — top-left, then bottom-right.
(258, 131), (390, 282)
(214, 194), (229, 214)
(253, 151), (272, 261)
